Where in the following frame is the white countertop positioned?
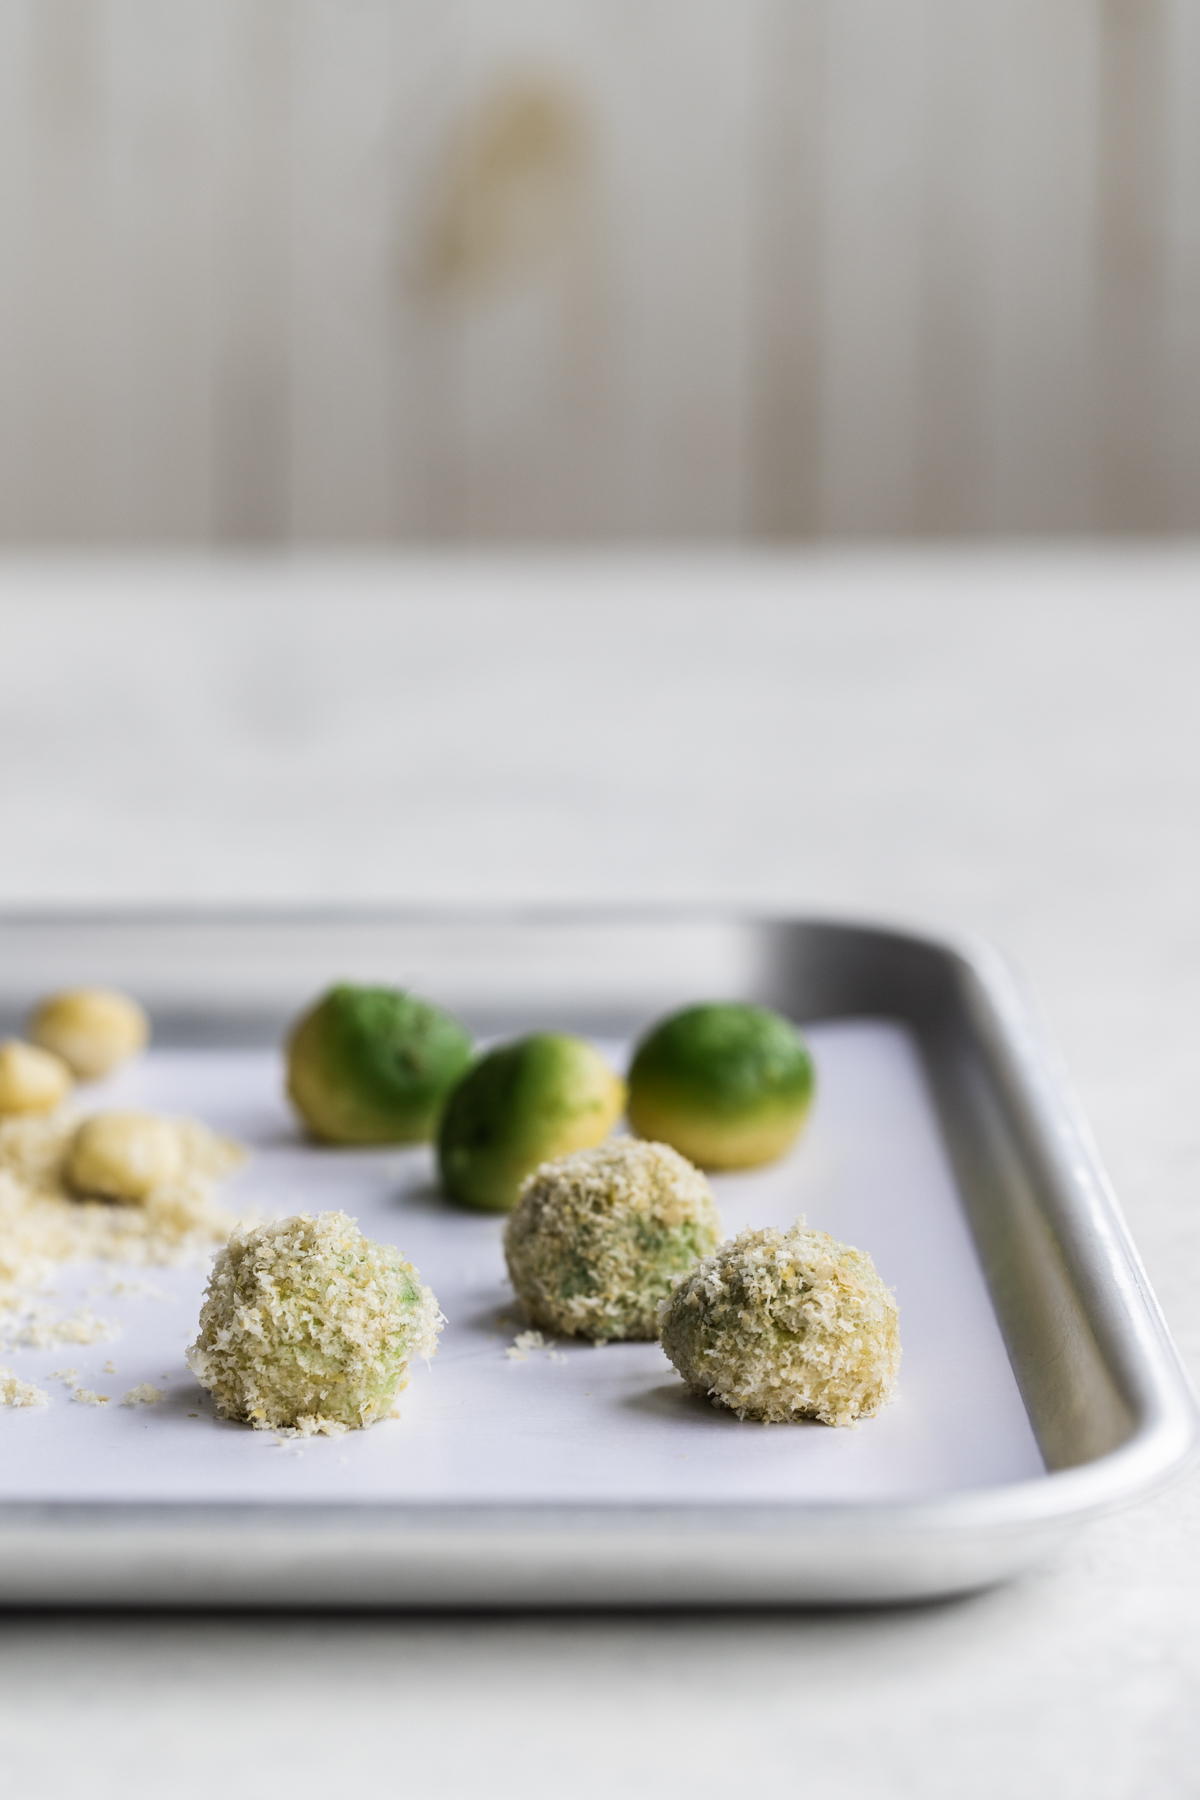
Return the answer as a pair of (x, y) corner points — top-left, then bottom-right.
(0, 549), (1197, 1798)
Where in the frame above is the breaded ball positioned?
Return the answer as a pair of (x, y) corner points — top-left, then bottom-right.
(504, 1139), (722, 1341)
(659, 1222), (899, 1426)
(286, 984), (474, 1145)
(628, 1002), (815, 1170)
(66, 1111), (185, 1201)
(439, 1033), (626, 1213)
(29, 988), (149, 1080)
(186, 1211), (442, 1433)
(0, 1040), (73, 1116)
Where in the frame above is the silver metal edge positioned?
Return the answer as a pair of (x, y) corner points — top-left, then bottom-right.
(0, 906), (1194, 1605)
(939, 924), (1199, 1516)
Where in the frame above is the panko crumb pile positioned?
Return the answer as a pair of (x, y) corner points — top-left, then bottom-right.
(0, 1112), (242, 1291)
(0, 1110), (244, 1397)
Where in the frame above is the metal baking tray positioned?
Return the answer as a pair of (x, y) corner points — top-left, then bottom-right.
(0, 910), (1193, 1608)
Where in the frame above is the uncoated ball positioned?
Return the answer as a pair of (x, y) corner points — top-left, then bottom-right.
(66, 1111), (184, 1201)
(186, 1211), (442, 1433)
(0, 1040), (72, 1116)
(504, 1139), (722, 1341)
(659, 1222), (899, 1427)
(29, 988), (148, 1080)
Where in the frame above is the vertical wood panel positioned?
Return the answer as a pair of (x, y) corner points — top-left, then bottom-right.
(1096, 0), (1171, 530)
(101, 0), (216, 540)
(911, 0), (997, 534)
(600, 0), (757, 538)
(0, 0), (1197, 542)
(450, 0), (617, 540)
(987, 0), (1100, 532)
(1163, 0), (1200, 527)
(9, 0), (109, 538)
(289, 0), (411, 540)
(820, 0), (929, 533)
(0, 1), (33, 537)
(210, 0), (293, 542)
(746, 0), (827, 537)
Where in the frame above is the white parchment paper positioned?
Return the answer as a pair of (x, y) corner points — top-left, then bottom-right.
(0, 1019), (1044, 1503)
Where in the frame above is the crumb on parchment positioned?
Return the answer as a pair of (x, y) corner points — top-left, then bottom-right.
(122, 1383), (163, 1407)
(506, 1328), (547, 1360)
(0, 1110), (243, 1294)
(0, 1366), (49, 1407)
(0, 1300), (116, 1353)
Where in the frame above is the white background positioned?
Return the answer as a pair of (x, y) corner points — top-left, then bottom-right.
(0, 550), (1197, 1798)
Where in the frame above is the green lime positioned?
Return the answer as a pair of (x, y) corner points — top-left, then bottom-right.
(627, 1001), (814, 1169)
(286, 984), (474, 1145)
(438, 1032), (625, 1212)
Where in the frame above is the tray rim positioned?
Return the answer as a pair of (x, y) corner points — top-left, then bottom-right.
(0, 904), (1195, 1604)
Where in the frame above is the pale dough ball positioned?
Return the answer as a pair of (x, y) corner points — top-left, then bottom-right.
(0, 1040), (73, 1116)
(659, 1221), (900, 1427)
(29, 988), (149, 1080)
(66, 1111), (184, 1201)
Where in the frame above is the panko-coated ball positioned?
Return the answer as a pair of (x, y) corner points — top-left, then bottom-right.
(505, 1139), (721, 1341)
(659, 1222), (899, 1426)
(627, 1002), (815, 1170)
(186, 1211), (442, 1433)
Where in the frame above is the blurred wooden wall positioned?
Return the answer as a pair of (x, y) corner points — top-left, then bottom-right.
(0, 0), (1197, 542)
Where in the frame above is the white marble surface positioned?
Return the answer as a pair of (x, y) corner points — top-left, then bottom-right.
(0, 549), (1198, 1797)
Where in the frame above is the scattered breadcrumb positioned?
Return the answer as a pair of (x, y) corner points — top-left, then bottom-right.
(86, 1277), (175, 1303)
(121, 1383), (163, 1407)
(47, 1368), (77, 1384)
(103, 1359), (116, 1374)
(0, 1113), (243, 1404)
(0, 1366), (49, 1407)
(0, 1111), (243, 1295)
(0, 1300), (116, 1352)
(269, 1417), (350, 1442)
(506, 1328), (547, 1360)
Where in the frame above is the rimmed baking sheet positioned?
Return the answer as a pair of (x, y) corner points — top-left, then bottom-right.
(0, 909), (1192, 1607)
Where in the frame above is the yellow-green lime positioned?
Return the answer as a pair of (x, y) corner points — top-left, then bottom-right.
(438, 1032), (625, 1213)
(286, 984), (474, 1145)
(627, 1001), (814, 1170)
